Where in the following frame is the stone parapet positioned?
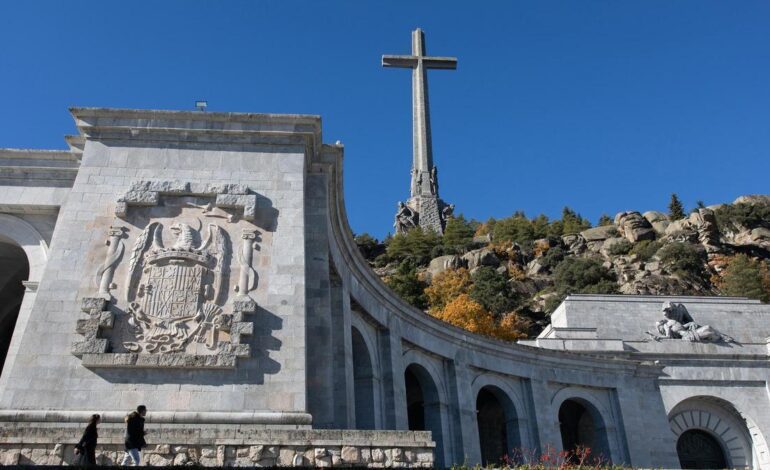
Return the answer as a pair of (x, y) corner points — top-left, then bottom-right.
(0, 423), (434, 467)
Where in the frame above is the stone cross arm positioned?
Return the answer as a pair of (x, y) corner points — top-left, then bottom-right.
(382, 55), (458, 70)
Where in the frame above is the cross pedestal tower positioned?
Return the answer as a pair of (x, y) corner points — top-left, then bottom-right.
(383, 28), (456, 234)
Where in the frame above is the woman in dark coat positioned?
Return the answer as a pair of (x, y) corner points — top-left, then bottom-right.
(74, 414), (100, 465)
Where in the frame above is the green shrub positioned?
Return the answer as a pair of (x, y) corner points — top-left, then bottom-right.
(469, 266), (518, 317)
(354, 233), (384, 260)
(719, 254), (770, 302)
(386, 227), (442, 266)
(544, 256), (619, 313)
(630, 240), (662, 261)
(540, 245), (566, 271)
(552, 257), (618, 301)
(443, 215), (476, 253)
(658, 242), (705, 278)
(385, 260), (427, 309)
(373, 253), (390, 268)
(714, 202), (770, 232)
(608, 239), (633, 256)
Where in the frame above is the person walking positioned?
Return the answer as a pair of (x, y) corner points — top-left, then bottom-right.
(120, 405), (147, 466)
(74, 414), (100, 465)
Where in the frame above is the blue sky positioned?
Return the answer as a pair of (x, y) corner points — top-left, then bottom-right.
(1, 1), (768, 238)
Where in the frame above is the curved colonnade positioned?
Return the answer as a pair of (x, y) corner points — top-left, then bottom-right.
(317, 149), (674, 467)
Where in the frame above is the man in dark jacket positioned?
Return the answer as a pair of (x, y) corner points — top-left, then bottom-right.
(120, 405), (147, 466)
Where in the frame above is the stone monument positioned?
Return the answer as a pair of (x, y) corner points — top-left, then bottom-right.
(0, 31), (768, 470)
(383, 29), (455, 234)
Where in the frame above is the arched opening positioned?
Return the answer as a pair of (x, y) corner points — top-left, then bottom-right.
(558, 399), (611, 463)
(476, 386), (518, 466)
(0, 236), (29, 375)
(677, 429), (727, 469)
(352, 327), (375, 429)
(405, 363), (445, 468)
(668, 395), (765, 469)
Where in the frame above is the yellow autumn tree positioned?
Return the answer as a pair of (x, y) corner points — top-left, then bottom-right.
(424, 268), (471, 315)
(431, 294), (497, 336)
(430, 294), (531, 342)
(494, 312), (531, 341)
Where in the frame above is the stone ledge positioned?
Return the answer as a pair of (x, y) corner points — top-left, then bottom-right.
(80, 352), (238, 369)
(0, 423), (434, 467)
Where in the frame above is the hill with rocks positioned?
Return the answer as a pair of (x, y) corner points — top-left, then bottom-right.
(354, 195), (770, 340)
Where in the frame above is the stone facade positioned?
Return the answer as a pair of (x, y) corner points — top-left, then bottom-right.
(0, 107), (767, 469)
(523, 294), (770, 469)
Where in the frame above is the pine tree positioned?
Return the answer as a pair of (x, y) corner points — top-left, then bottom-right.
(442, 215), (475, 253)
(385, 260), (428, 309)
(669, 193), (685, 220)
(597, 214), (613, 226)
(560, 207), (592, 234)
(470, 267), (518, 317)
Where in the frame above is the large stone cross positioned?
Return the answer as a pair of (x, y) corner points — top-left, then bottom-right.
(383, 28), (457, 199)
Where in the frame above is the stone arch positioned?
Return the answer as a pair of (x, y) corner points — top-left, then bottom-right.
(669, 396), (768, 469)
(0, 214), (48, 283)
(351, 325), (376, 430)
(0, 214), (46, 378)
(475, 385), (520, 465)
(403, 354), (448, 469)
(552, 388), (617, 464)
(470, 373), (532, 461)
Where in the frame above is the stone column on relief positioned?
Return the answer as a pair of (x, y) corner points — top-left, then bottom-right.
(234, 229), (259, 307)
(95, 226), (126, 299)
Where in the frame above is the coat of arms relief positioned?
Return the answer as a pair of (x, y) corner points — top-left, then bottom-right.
(73, 180), (263, 369)
(125, 221), (229, 354)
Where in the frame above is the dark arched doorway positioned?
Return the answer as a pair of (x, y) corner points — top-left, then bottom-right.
(476, 386), (516, 465)
(558, 399), (611, 463)
(677, 429), (728, 469)
(0, 237), (29, 376)
(405, 363), (445, 468)
(352, 327), (375, 429)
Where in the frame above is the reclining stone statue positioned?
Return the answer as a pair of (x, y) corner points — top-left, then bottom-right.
(650, 301), (733, 343)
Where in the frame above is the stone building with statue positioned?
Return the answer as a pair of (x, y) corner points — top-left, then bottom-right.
(0, 30), (769, 469)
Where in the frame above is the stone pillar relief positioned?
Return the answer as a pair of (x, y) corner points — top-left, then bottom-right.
(95, 226), (125, 299)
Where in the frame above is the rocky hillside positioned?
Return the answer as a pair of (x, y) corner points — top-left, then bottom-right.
(355, 195), (770, 340)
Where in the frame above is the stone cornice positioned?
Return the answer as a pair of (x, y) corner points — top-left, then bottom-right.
(70, 107), (323, 162)
(0, 148), (79, 167)
(0, 148), (79, 187)
(564, 293), (761, 305)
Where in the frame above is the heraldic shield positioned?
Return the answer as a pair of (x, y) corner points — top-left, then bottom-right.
(125, 221), (230, 354)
